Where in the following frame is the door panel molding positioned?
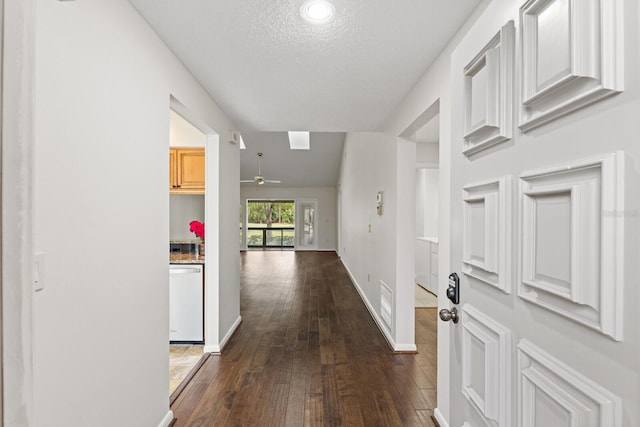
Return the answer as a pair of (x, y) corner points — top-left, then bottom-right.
(519, 152), (625, 340)
(519, 0), (624, 131)
(462, 21), (514, 156)
(462, 176), (512, 293)
(517, 339), (621, 427)
(461, 305), (512, 427)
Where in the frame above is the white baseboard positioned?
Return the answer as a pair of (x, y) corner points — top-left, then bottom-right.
(340, 260), (400, 351)
(294, 248), (336, 252)
(434, 408), (449, 427)
(395, 343), (418, 352)
(220, 315), (242, 351)
(204, 315), (242, 354)
(203, 343), (219, 354)
(157, 410), (174, 427)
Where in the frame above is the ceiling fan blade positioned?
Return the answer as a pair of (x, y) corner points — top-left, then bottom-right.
(264, 179), (282, 184)
(240, 180), (255, 183)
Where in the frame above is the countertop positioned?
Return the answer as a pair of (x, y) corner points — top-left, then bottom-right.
(170, 253), (205, 264)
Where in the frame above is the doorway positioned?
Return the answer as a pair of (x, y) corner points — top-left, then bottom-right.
(400, 100), (443, 416)
(167, 100), (213, 399)
(414, 112), (440, 309)
(297, 199), (317, 250)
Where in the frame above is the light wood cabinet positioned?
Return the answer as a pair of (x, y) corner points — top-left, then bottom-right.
(170, 148), (205, 194)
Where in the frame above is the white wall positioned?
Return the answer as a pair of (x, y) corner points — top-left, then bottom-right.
(32, 1), (239, 426)
(212, 117), (241, 354)
(416, 143), (439, 164)
(415, 168), (439, 238)
(382, 1), (490, 422)
(170, 195), (205, 240)
(338, 132), (416, 351)
(240, 186), (337, 251)
(170, 109), (206, 147)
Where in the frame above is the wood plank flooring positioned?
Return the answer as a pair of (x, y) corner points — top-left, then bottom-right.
(170, 251), (438, 427)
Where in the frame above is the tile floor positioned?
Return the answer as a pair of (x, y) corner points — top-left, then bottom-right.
(415, 284), (438, 308)
(169, 344), (204, 394)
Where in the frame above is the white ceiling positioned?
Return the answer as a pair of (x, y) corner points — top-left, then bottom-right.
(240, 132), (345, 187)
(131, 0), (481, 185)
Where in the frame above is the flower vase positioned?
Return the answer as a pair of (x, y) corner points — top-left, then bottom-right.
(198, 241), (205, 258)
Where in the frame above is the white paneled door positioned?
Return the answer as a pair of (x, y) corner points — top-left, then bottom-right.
(444, 1), (638, 427)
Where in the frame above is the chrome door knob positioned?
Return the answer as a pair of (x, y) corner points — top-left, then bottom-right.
(439, 307), (459, 323)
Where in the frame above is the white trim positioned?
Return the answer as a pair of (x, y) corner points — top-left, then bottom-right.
(462, 176), (512, 293)
(434, 408), (450, 427)
(416, 162), (439, 169)
(296, 248), (335, 252)
(203, 344), (219, 354)
(157, 410), (174, 427)
(518, 152), (625, 340)
(341, 260), (395, 349)
(462, 21), (514, 156)
(341, 259), (417, 352)
(461, 305), (511, 427)
(204, 315), (242, 355)
(171, 95), (225, 360)
(519, 0), (624, 131)
(0, 0), (4, 422)
(517, 339), (622, 427)
(394, 343), (418, 352)
(3, 1), (35, 425)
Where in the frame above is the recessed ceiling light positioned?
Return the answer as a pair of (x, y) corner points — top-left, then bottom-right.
(300, 0), (335, 24)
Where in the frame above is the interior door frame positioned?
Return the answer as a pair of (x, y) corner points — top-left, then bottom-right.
(398, 99), (451, 423)
(169, 96), (223, 354)
(0, 0), (4, 423)
(3, 1), (36, 425)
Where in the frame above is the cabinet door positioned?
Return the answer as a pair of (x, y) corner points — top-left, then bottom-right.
(169, 148), (178, 189)
(177, 149), (205, 190)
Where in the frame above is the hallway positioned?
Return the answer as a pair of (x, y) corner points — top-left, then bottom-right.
(170, 251), (438, 426)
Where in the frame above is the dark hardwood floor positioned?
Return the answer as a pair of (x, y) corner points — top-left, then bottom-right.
(170, 251), (438, 427)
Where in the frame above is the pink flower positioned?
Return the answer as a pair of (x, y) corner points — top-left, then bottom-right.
(189, 220), (205, 239)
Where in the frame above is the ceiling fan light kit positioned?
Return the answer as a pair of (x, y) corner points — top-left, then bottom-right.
(240, 152), (282, 185)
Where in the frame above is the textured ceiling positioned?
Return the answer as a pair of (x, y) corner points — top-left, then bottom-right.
(129, 0), (481, 132)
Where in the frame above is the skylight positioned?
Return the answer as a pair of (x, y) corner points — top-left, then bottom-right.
(288, 131), (310, 150)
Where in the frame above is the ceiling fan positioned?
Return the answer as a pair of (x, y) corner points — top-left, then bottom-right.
(240, 152), (282, 185)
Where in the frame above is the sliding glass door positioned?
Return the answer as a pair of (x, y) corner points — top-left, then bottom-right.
(246, 200), (295, 248)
